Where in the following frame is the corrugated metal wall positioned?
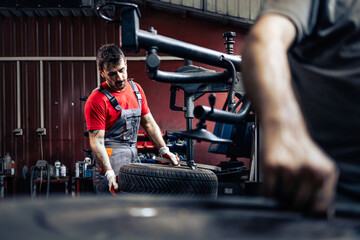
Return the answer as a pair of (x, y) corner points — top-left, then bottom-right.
(0, 15), (120, 193)
(160, 0), (264, 20)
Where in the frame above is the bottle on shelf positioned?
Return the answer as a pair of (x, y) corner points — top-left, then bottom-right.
(55, 160), (61, 177)
(60, 164), (66, 177)
(10, 159), (15, 176)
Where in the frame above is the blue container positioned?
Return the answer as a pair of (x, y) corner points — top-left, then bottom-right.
(208, 123), (233, 154)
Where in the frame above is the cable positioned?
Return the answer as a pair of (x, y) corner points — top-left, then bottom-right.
(46, 163), (50, 198)
(30, 166), (35, 198)
(39, 134), (50, 198)
(233, 95), (245, 113)
(39, 168), (43, 193)
(220, 56), (237, 112)
(40, 135), (43, 160)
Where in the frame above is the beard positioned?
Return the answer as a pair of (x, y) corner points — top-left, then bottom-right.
(113, 79), (127, 91)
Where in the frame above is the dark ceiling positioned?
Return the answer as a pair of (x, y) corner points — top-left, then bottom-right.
(0, 0), (252, 28)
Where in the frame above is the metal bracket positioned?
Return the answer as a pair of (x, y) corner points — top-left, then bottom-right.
(13, 128), (23, 136)
(36, 128), (46, 136)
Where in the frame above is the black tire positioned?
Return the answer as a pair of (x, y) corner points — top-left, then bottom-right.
(118, 163), (218, 199)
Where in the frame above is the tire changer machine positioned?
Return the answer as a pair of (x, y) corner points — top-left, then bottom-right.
(97, 2), (261, 196)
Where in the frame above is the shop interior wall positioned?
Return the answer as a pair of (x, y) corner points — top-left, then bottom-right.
(0, 7), (248, 195)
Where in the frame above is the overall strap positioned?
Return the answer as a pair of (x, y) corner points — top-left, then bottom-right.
(128, 79), (142, 108)
(97, 85), (122, 111)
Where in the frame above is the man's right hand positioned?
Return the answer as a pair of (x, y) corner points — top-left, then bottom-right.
(261, 124), (339, 216)
(241, 14), (339, 216)
(105, 169), (119, 192)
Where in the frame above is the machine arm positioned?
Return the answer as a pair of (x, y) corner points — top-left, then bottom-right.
(137, 30), (242, 71)
(96, 3), (242, 71)
(194, 99), (251, 125)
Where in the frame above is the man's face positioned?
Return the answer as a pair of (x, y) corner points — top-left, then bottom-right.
(99, 59), (128, 91)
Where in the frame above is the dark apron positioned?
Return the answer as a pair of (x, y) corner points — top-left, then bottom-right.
(93, 80), (142, 194)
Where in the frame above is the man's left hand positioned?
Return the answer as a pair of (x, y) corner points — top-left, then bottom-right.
(159, 147), (179, 166)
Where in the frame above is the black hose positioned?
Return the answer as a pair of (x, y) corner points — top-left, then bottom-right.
(30, 166), (34, 198)
(46, 163), (50, 199)
(29, 164), (50, 198)
(233, 95), (245, 113)
(220, 56), (237, 111)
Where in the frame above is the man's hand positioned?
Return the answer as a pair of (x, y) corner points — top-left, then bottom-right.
(141, 113), (180, 166)
(242, 14), (339, 216)
(261, 124), (339, 216)
(159, 147), (179, 166)
(105, 169), (119, 192)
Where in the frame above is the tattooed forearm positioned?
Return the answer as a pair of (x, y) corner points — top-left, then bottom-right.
(88, 129), (112, 171)
(93, 150), (107, 169)
(144, 114), (152, 122)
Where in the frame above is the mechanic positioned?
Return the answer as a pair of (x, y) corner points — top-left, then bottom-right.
(242, 0), (360, 215)
(85, 44), (179, 194)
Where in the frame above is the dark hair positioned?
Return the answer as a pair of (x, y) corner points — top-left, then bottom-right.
(97, 44), (126, 71)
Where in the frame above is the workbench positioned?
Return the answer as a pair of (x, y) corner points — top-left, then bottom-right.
(31, 177), (69, 197)
(71, 177), (95, 197)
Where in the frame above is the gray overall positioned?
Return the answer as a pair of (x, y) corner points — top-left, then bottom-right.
(93, 80), (142, 194)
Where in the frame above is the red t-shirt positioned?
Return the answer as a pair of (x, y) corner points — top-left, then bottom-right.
(84, 81), (150, 132)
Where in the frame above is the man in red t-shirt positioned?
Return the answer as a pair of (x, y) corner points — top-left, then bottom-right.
(85, 44), (179, 194)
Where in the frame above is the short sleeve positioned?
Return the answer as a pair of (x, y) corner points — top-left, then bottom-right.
(258, 0), (320, 43)
(84, 95), (107, 131)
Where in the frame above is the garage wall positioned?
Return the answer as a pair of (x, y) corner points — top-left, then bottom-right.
(0, 16), (117, 194)
(0, 7), (249, 195)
